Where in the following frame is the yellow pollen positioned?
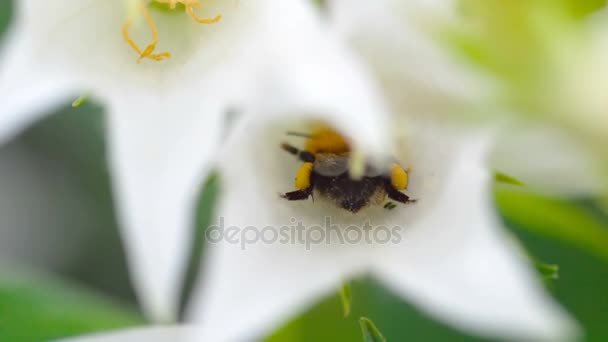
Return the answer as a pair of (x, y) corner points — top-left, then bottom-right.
(390, 164), (409, 191)
(122, 0), (222, 63)
(295, 162), (314, 190)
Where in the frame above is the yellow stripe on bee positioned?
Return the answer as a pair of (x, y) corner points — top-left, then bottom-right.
(305, 127), (350, 154)
(295, 162), (314, 190)
(391, 164), (409, 190)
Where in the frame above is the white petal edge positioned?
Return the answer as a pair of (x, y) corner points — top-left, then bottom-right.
(237, 0), (392, 158)
(187, 229), (368, 341)
(490, 122), (605, 197)
(0, 27), (79, 144)
(327, 0), (490, 119)
(58, 326), (194, 342)
(371, 136), (579, 341)
(105, 89), (225, 323)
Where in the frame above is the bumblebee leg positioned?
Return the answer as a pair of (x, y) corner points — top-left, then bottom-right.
(384, 179), (415, 204)
(281, 143), (315, 163)
(390, 163), (409, 190)
(282, 162), (315, 201)
(282, 187), (313, 201)
(295, 162), (314, 190)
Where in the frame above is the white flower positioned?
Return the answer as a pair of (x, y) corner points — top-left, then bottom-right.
(182, 113), (577, 341)
(327, 0), (606, 198)
(48, 1), (575, 340)
(0, 0), (387, 323)
(172, 1), (577, 341)
(0, 0), (257, 322)
(327, 0), (490, 119)
(58, 95), (579, 342)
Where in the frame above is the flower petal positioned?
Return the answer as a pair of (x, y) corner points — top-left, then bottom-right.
(371, 137), (579, 341)
(186, 228), (366, 340)
(18, 0), (262, 92)
(105, 90), (225, 322)
(490, 123), (605, 197)
(58, 326), (194, 342)
(185, 3), (493, 339)
(0, 27), (78, 144)
(327, 0), (489, 119)
(238, 0), (393, 158)
(186, 119), (373, 339)
(185, 33), (396, 334)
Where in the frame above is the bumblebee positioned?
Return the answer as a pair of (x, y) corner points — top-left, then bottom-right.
(280, 128), (414, 213)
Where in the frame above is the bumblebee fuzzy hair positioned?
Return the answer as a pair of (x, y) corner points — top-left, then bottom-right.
(280, 127), (414, 213)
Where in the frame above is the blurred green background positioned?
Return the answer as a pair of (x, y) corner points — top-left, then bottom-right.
(1, 0), (608, 341)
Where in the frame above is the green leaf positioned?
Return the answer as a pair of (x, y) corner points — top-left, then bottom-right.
(561, 0), (607, 18)
(599, 196), (608, 216)
(0, 0), (12, 37)
(0, 271), (145, 342)
(534, 259), (559, 280)
(359, 317), (386, 342)
(72, 94), (89, 108)
(338, 282), (352, 318)
(179, 174), (220, 317)
(494, 171), (525, 187)
(496, 188), (608, 264)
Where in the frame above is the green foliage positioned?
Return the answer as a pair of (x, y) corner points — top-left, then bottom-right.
(496, 188), (608, 264)
(561, 0), (607, 18)
(72, 94), (89, 108)
(269, 277), (484, 342)
(0, 272), (144, 342)
(534, 259), (559, 282)
(508, 228), (608, 342)
(0, 0), (11, 37)
(179, 174), (220, 317)
(359, 317), (386, 342)
(339, 282), (352, 318)
(494, 172), (525, 187)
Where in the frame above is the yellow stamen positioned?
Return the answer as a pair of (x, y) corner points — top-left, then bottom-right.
(122, 0), (222, 63)
(137, 1), (171, 63)
(186, 4), (223, 24)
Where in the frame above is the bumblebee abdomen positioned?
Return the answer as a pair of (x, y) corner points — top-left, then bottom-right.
(312, 172), (386, 213)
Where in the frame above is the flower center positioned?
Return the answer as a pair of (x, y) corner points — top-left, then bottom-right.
(281, 126), (413, 213)
(122, 0), (222, 63)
